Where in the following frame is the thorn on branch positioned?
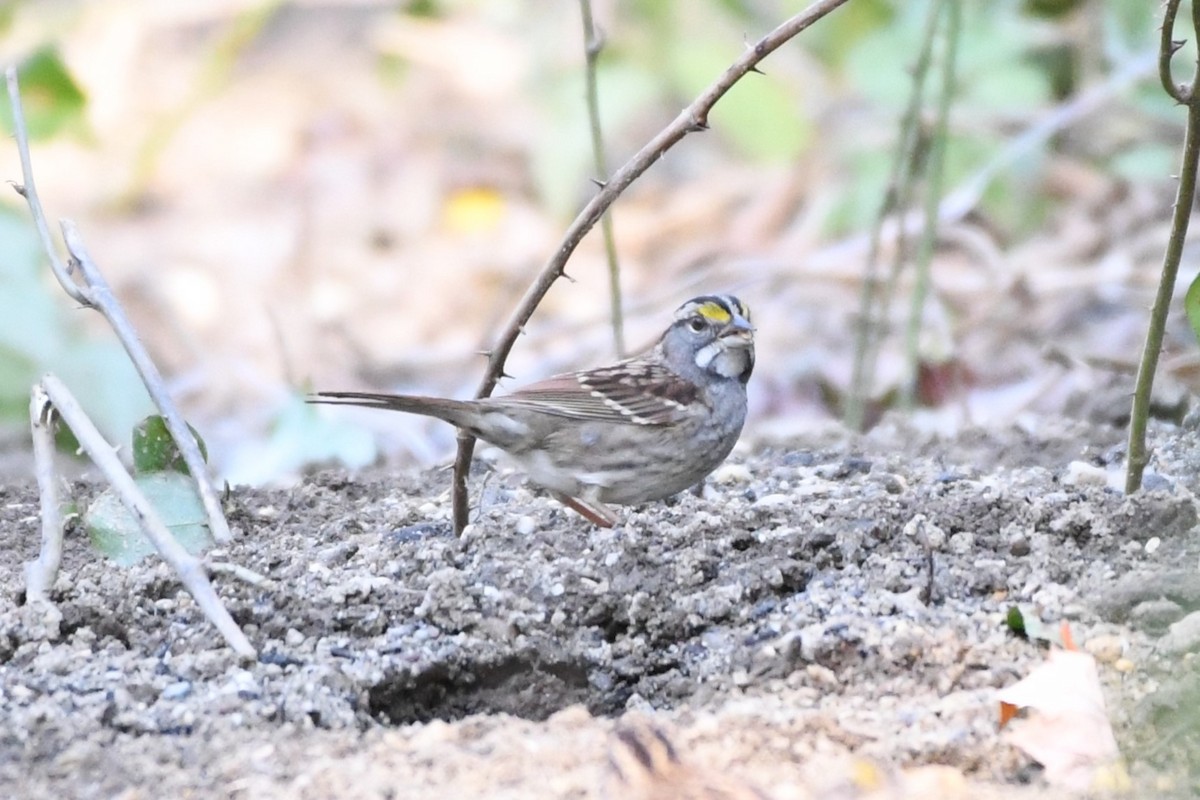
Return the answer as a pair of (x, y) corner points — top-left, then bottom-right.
(498, 370), (513, 380)
(7, 180), (26, 197)
(590, 177), (607, 189)
(1172, 38), (1187, 56)
(587, 27), (607, 59)
(561, 271), (577, 284)
(687, 119), (710, 133)
(476, 349), (493, 359)
(748, 65), (765, 76)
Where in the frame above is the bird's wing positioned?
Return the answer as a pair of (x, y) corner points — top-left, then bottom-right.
(497, 361), (699, 426)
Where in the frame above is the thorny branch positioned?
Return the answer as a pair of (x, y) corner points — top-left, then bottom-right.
(1126, 0), (1200, 492)
(449, 0), (852, 533)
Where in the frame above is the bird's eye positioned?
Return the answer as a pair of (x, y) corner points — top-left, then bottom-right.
(687, 317), (706, 333)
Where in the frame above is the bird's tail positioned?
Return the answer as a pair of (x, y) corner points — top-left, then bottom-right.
(308, 391), (475, 428)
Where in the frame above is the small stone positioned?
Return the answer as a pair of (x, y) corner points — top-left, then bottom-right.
(285, 628), (305, 647)
(1113, 658), (1135, 673)
(161, 681), (193, 701)
(1145, 537), (1161, 555)
(1084, 634), (1123, 664)
(804, 663), (839, 689)
(712, 463), (752, 484)
(754, 493), (791, 510)
(515, 516), (536, 536)
(1062, 461), (1109, 487)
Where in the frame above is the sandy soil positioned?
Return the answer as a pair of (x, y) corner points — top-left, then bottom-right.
(1, 417), (1198, 799)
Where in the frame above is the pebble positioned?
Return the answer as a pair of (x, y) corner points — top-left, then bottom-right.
(515, 516), (536, 536)
(712, 463), (752, 484)
(754, 493), (791, 510)
(1063, 461), (1109, 487)
(1084, 634), (1123, 664)
(161, 681), (193, 701)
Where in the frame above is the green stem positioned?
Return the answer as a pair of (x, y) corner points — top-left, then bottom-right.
(845, 0), (945, 430)
(1126, 0), (1200, 493)
(580, 0), (626, 357)
(901, 0), (960, 409)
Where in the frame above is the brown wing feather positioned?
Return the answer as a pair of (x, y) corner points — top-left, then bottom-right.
(496, 360), (699, 426)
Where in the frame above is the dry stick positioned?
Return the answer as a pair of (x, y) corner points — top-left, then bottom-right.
(1126, 0), (1200, 493)
(901, 0), (960, 410)
(844, 0), (946, 431)
(25, 387), (64, 603)
(580, 0), (626, 358)
(5, 66), (232, 546)
(35, 375), (255, 657)
(449, 0), (853, 533)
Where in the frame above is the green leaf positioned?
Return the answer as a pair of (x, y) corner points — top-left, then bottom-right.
(0, 45), (87, 141)
(1185, 272), (1200, 348)
(132, 415), (208, 475)
(84, 472), (213, 567)
(1006, 603), (1065, 646)
(1006, 605), (1027, 636)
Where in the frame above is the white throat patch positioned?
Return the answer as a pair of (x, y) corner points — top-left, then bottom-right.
(695, 342), (746, 378)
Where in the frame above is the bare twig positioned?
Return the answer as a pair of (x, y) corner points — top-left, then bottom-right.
(1127, 0), (1200, 493)
(35, 375), (255, 658)
(5, 66), (232, 545)
(25, 387), (64, 603)
(901, 0), (960, 409)
(580, 0), (625, 358)
(449, 0), (852, 533)
(206, 559), (275, 589)
(845, 0), (946, 431)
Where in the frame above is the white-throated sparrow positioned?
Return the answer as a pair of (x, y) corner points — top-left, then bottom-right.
(311, 294), (754, 526)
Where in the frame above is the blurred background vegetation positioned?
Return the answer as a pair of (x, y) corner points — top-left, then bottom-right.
(0, 0), (1184, 484)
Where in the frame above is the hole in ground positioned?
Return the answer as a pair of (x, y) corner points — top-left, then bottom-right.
(369, 653), (595, 725)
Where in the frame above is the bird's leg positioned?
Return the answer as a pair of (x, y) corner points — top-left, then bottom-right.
(553, 492), (617, 528)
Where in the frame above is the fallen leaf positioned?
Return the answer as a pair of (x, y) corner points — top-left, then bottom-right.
(997, 648), (1127, 792)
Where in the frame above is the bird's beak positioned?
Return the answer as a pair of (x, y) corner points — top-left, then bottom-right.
(720, 313), (755, 344)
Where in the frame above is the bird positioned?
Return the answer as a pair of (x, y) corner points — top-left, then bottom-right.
(604, 719), (774, 800)
(309, 294), (754, 527)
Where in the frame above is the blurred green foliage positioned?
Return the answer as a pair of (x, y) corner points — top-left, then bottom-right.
(0, 45), (86, 141)
(526, 0), (1161, 237)
(0, 36), (152, 446)
(0, 205), (153, 443)
(0, 209), (152, 444)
